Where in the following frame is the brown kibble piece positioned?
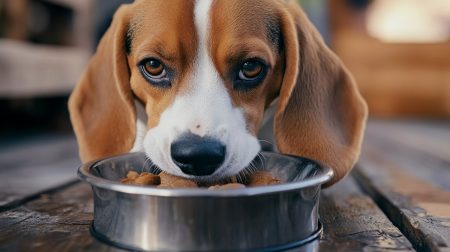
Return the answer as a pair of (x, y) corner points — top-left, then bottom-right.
(158, 172), (198, 188)
(208, 183), (246, 190)
(126, 170), (139, 179)
(121, 171), (160, 186)
(248, 171), (281, 186)
(134, 173), (160, 185)
(120, 178), (133, 184)
(121, 170), (281, 188)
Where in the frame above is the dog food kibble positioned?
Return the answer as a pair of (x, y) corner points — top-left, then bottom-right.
(120, 170), (281, 189)
(121, 171), (160, 186)
(158, 172), (198, 188)
(208, 183), (246, 190)
(126, 171), (139, 179)
(248, 171), (281, 186)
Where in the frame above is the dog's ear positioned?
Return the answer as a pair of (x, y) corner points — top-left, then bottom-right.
(68, 5), (135, 162)
(274, 2), (368, 186)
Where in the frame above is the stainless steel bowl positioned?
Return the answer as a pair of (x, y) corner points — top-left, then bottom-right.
(78, 152), (333, 251)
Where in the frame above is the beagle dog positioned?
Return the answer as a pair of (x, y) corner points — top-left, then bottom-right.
(69, 0), (368, 186)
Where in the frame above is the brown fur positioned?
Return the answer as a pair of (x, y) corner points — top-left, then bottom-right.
(127, 1), (197, 129)
(274, 1), (368, 185)
(68, 6), (135, 162)
(210, 0), (284, 135)
(69, 0), (368, 186)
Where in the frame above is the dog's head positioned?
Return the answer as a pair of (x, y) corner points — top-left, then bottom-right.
(69, 0), (367, 185)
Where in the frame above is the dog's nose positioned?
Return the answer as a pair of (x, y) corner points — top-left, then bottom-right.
(170, 133), (226, 176)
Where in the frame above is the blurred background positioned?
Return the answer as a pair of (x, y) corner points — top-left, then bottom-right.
(0, 0), (132, 143)
(0, 2), (449, 249)
(1, 0), (449, 140)
(0, 0), (449, 192)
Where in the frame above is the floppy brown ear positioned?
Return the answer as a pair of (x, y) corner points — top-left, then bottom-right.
(274, 2), (368, 186)
(68, 5), (136, 163)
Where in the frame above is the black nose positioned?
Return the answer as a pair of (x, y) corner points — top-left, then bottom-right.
(170, 133), (226, 176)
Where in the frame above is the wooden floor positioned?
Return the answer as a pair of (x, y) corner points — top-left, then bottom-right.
(0, 120), (449, 251)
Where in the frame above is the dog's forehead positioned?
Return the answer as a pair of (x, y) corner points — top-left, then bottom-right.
(210, 0), (280, 40)
(131, 0), (195, 27)
(128, 0), (280, 50)
(129, 1), (197, 52)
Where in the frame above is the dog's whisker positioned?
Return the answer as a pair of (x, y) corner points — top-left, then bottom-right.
(258, 139), (274, 146)
(154, 166), (162, 174)
(241, 171), (249, 184)
(237, 173), (243, 184)
(251, 164), (257, 173)
(249, 161), (256, 172)
(143, 158), (154, 173)
(245, 166), (253, 176)
(142, 157), (162, 174)
(151, 164), (162, 174)
(251, 157), (260, 171)
(237, 163), (257, 184)
(256, 153), (266, 170)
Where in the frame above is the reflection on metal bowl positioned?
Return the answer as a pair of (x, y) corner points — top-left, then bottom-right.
(78, 152), (333, 251)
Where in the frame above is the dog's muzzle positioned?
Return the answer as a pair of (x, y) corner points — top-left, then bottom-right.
(170, 133), (226, 176)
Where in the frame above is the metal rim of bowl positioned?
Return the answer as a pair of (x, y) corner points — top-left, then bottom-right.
(78, 152), (334, 197)
(89, 220), (323, 252)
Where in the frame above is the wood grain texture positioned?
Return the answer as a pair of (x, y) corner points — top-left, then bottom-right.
(365, 120), (450, 166)
(363, 127), (450, 192)
(319, 176), (413, 252)
(0, 182), (124, 252)
(355, 151), (450, 252)
(0, 176), (412, 252)
(2, 120), (448, 251)
(0, 134), (80, 210)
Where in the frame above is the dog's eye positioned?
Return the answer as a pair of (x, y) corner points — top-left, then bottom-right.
(142, 59), (166, 78)
(234, 59), (267, 90)
(239, 60), (264, 80)
(138, 58), (171, 88)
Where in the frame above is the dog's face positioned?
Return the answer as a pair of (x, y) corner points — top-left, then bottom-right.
(69, 0), (368, 186)
(127, 0), (284, 179)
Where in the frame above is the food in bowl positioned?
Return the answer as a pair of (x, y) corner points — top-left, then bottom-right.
(79, 152), (332, 251)
(248, 171), (282, 186)
(120, 170), (281, 189)
(120, 171), (160, 185)
(207, 183), (246, 190)
(158, 172), (198, 188)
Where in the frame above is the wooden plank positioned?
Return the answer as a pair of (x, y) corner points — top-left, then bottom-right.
(0, 134), (80, 210)
(0, 39), (90, 98)
(354, 151), (450, 252)
(0, 176), (412, 252)
(366, 120), (450, 163)
(0, 182), (124, 252)
(355, 120), (450, 251)
(319, 176), (413, 251)
(363, 120), (450, 192)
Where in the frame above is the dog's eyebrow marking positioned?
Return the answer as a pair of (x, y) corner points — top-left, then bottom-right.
(125, 25), (134, 55)
(267, 19), (283, 53)
(154, 44), (177, 62)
